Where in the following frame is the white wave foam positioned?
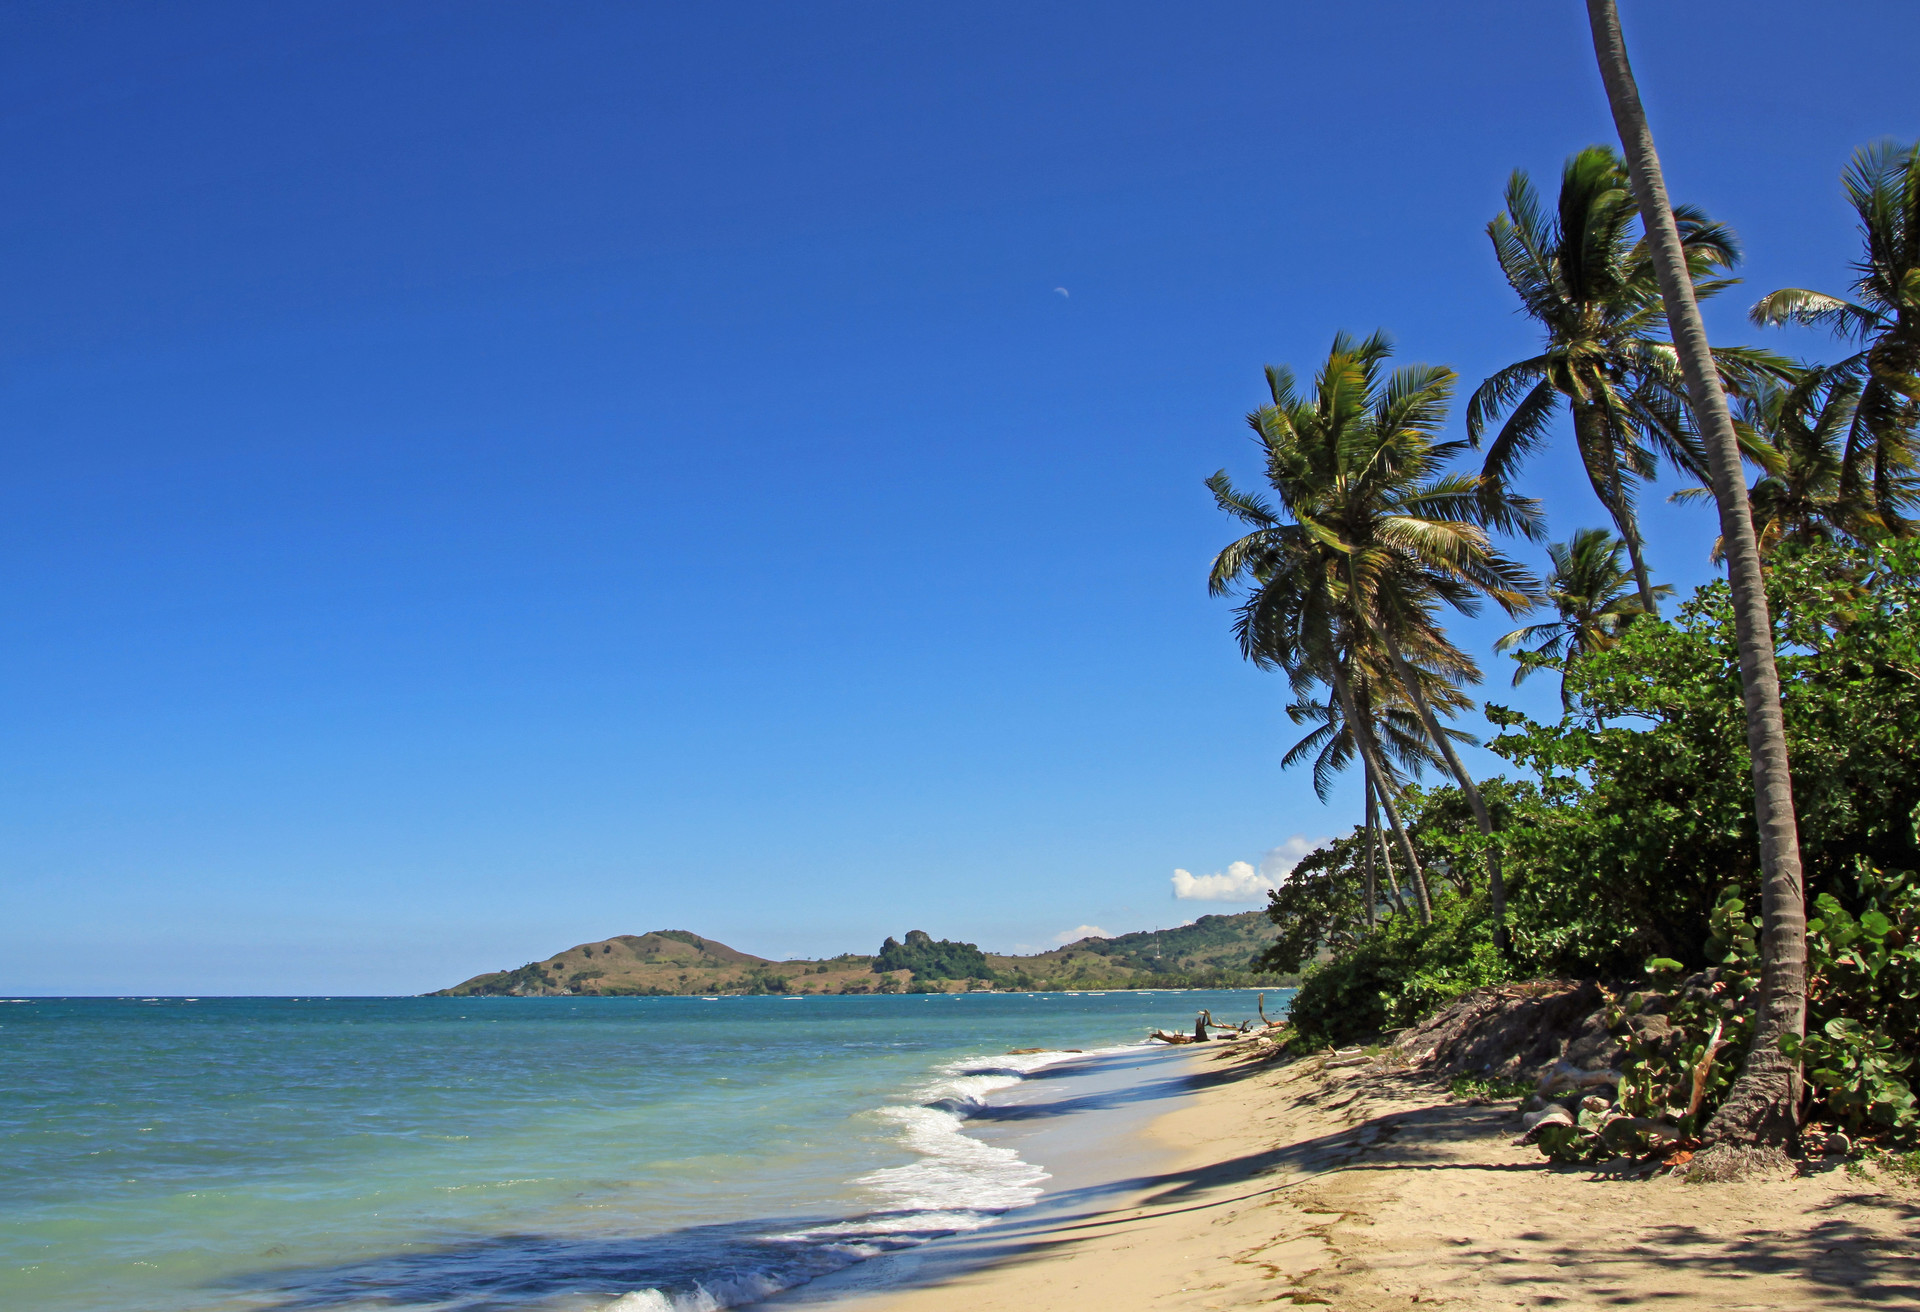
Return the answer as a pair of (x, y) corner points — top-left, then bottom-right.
(600, 1045), (1139, 1312)
(605, 1272), (790, 1312)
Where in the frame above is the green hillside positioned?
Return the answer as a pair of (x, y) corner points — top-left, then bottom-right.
(433, 911), (1292, 997)
(983, 911), (1291, 989)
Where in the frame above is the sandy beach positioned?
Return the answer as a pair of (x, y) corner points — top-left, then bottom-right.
(802, 1041), (1920, 1312)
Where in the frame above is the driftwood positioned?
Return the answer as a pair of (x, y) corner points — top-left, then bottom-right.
(1513, 1103), (1574, 1144)
(1535, 1061), (1622, 1096)
(1687, 1017), (1725, 1120)
(1147, 1009), (1256, 1044)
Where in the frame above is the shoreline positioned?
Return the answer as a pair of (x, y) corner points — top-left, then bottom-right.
(786, 1038), (1919, 1312)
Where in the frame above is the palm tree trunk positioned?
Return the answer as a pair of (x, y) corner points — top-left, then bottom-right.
(1369, 777), (1409, 918)
(1379, 632), (1509, 953)
(1328, 659), (1431, 923)
(1374, 780), (1431, 922)
(1378, 817), (1409, 918)
(1588, 0), (1808, 1150)
(1573, 400), (1662, 617)
(1362, 768), (1380, 929)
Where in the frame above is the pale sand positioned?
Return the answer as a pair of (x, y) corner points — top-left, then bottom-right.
(821, 1043), (1920, 1311)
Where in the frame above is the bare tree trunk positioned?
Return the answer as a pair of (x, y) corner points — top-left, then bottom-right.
(1573, 400), (1661, 617)
(1587, 0), (1807, 1149)
(1329, 660), (1431, 922)
(1380, 633), (1508, 953)
(1362, 767), (1380, 929)
(1377, 805), (1410, 918)
(1374, 776), (1432, 923)
(1370, 775), (1409, 918)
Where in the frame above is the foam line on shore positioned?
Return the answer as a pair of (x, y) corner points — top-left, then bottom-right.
(600, 1045), (1140, 1312)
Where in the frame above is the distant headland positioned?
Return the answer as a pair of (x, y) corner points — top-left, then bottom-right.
(429, 914), (1295, 996)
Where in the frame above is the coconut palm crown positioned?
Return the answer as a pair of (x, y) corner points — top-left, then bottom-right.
(1495, 527), (1670, 708)
(1282, 659), (1475, 803)
(1673, 367), (1901, 560)
(1210, 331), (1542, 691)
(1750, 140), (1920, 535)
(1468, 145), (1786, 615)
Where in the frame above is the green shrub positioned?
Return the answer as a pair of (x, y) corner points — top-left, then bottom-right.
(1488, 540), (1920, 974)
(1286, 892), (1508, 1046)
(1785, 860), (1920, 1140)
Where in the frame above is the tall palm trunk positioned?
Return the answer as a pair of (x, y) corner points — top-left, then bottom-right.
(1572, 400), (1661, 616)
(1588, 0), (1808, 1149)
(1329, 659), (1432, 922)
(1378, 817), (1407, 917)
(1375, 783), (1431, 922)
(1362, 768), (1380, 928)
(1379, 633), (1509, 953)
(1369, 775), (1409, 918)
(1380, 822), (1410, 917)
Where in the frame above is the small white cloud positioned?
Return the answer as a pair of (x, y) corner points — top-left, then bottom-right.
(1053, 286), (1070, 297)
(1259, 835), (1323, 882)
(1172, 835), (1325, 902)
(1053, 925), (1108, 945)
(1171, 862), (1266, 902)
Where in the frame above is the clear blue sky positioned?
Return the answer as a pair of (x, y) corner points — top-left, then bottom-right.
(3, 1), (1913, 995)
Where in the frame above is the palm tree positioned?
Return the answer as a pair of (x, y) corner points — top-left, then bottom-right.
(1209, 331), (1541, 942)
(1751, 141), (1920, 535)
(1674, 368), (1897, 559)
(1284, 655), (1473, 925)
(1468, 145), (1785, 616)
(1207, 353), (1435, 921)
(1587, 0), (1809, 1153)
(1282, 666), (1470, 802)
(1496, 528), (1669, 708)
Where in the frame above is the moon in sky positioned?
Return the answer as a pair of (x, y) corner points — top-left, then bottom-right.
(1053, 287), (1070, 297)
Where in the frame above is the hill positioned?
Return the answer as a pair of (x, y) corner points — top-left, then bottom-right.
(984, 912), (1287, 989)
(431, 912), (1292, 997)
(433, 930), (888, 997)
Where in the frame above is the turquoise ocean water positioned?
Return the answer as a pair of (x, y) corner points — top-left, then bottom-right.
(1, 991), (1285, 1312)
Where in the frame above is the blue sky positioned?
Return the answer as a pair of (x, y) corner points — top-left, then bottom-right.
(3, 1), (1914, 994)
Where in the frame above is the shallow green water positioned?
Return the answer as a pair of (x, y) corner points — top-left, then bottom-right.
(1, 991), (1285, 1312)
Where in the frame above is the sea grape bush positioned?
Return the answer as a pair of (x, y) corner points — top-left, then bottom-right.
(1616, 891), (1758, 1131)
(1784, 861), (1920, 1137)
(1485, 540), (1920, 973)
(1535, 868), (1918, 1163)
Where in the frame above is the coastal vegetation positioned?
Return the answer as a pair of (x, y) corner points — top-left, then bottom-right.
(433, 911), (1294, 996)
(1213, 3), (1919, 1165)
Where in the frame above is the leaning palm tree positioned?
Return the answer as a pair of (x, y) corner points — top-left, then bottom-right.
(1282, 665), (1470, 802)
(1587, 0), (1808, 1154)
(1468, 145), (1784, 615)
(1750, 141), (1920, 535)
(1674, 368), (1896, 559)
(1495, 528), (1669, 708)
(1210, 331), (1541, 944)
(1284, 654), (1472, 925)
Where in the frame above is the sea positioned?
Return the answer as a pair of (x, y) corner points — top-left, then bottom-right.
(1, 990), (1288, 1312)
